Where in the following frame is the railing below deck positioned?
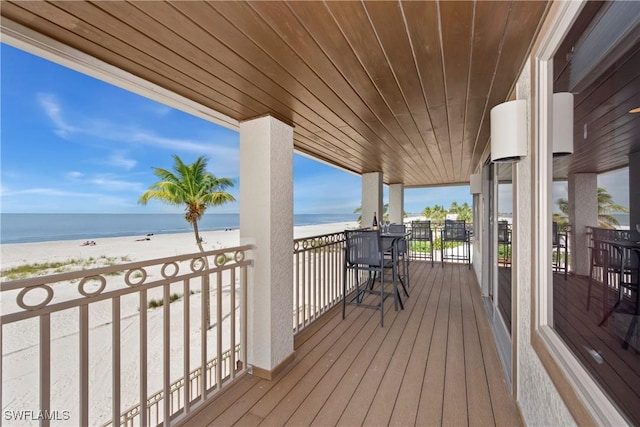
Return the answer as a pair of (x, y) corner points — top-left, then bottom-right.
(292, 224), (476, 333)
(1, 245), (251, 427)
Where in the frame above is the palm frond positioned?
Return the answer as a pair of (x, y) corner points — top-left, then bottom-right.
(139, 155), (235, 241)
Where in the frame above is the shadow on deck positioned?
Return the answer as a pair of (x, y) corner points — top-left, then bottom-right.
(181, 262), (522, 426)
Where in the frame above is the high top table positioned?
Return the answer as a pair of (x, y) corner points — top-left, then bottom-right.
(381, 230), (411, 305)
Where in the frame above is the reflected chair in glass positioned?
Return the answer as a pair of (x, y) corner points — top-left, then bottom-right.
(342, 229), (399, 327)
(387, 223), (410, 295)
(597, 245), (639, 349)
(410, 220), (434, 266)
(552, 221), (568, 279)
(587, 231), (621, 321)
(441, 220), (471, 269)
(497, 220), (512, 267)
(587, 228), (634, 320)
(623, 247), (640, 349)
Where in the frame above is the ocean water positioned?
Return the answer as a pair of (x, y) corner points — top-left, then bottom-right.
(0, 213), (357, 244)
(611, 213), (630, 227)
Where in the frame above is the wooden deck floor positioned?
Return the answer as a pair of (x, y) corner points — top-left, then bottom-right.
(182, 262), (522, 426)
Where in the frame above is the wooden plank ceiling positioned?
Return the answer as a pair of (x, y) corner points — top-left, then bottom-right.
(552, 1), (640, 180)
(1, 1), (550, 187)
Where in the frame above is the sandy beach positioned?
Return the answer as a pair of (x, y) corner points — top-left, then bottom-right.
(0, 221), (357, 426)
(0, 221), (359, 270)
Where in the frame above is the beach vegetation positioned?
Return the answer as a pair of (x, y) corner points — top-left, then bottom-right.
(410, 241), (433, 253)
(410, 239), (460, 253)
(1, 255), (132, 281)
(147, 292), (182, 309)
(138, 155), (235, 252)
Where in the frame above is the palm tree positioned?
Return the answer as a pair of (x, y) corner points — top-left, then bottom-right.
(595, 187), (629, 229)
(422, 204), (447, 223)
(555, 187), (628, 229)
(139, 155), (236, 251)
(449, 201), (473, 222)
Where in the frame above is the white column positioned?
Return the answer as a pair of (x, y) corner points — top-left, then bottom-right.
(362, 172), (383, 227)
(630, 152), (640, 231)
(389, 183), (404, 224)
(568, 173), (598, 276)
(240, 115), (294, 377)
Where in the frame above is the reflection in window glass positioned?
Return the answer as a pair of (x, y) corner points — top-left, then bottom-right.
(550, 2), (639, 421)
(497, 163), (512, 331)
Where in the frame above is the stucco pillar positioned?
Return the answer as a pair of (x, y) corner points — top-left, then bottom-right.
(389, 183), (404, 224)
(568, 173), (597, 276)
(239, 115), (294, 378)
(630, 152), (640, 231)
(362, 172), (383, 227)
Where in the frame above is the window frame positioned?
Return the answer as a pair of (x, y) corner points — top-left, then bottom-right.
(532, 1), (628, 424)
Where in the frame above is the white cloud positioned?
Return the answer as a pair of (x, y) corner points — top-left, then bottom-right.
(130, 130), (237, 156)
(152, 105), (172, 117)
(66, 171), (84, 179)
(106, 152), (137, 170)
(35, 92), (240, 178)
(2, 187), (99, 198)
(90, 177), (144, 192)
(37, 93), (77, 138)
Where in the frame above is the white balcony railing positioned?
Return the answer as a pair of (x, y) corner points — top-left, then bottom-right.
(1, 245), (251, 427)
(293, 232), (355, 334)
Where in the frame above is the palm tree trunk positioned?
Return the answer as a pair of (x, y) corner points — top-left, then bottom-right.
(193, 219), (206, 252)
(192, 220), (210, 327)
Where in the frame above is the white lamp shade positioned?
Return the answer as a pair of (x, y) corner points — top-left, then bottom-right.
(491, 99), (527, 163)
(553, 92), (574, 157)
(469, 173), (482, 194)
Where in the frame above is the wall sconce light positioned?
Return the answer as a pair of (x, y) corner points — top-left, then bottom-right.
(553, 92), (574, 157)
(469, 173), (482, 194)
(491, 99), (527, 163)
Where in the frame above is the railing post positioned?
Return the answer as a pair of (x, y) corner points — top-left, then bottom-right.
(112, 299), (121, 427)
(40, 315), (51, 427)
(79, 305), (89, 426)
(139, 290), (148, 427)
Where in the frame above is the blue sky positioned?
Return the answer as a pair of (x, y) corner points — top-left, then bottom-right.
(1, 44), (473, 215)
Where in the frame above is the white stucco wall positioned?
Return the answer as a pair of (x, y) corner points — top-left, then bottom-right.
(239, 115), (294, 372)
(362, 172), (383, 227)
(389, 183), (404, 224)
(568, 173), (598, 275)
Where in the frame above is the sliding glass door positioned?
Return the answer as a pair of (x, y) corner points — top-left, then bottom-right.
(483, 160), (513, 386)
